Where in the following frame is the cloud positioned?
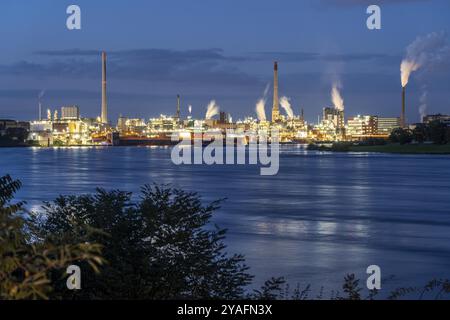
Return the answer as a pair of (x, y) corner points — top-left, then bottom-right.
(0, 48), (256, 86)
(253, 51), (397, 63)
(0, 48), (399, 85)
(34, 48), (245, 63)
(34, 49), (101, 56)
(0, 59), (99, 77)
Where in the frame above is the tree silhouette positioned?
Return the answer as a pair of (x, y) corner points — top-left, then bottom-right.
(35, 184), (253, 299)
(0, 175), (103, 299)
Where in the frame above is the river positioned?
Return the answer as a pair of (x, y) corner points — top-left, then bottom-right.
(1, 146), (450, 296)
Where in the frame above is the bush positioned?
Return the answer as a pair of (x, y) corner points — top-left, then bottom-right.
(357, 138), (387, 146)
(307, 143), (321, 151)
(428, 120), (448, 145)
(389, 128), (413, 145)
(412, 125), (427, 143)
(34, 184), (253, 299)
(0, 175), (103, 300)
(330, 142), (351, 152)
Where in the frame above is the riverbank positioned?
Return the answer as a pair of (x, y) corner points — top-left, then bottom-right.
(348, 143), (450, 154)
(308, 142), (450, 154)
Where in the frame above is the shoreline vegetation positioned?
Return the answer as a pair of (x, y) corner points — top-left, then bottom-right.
(308, 123), (450, 155)
(3, 141), (450, 155)
(2, 140), (450, 155)
(2, 174), (450, 300)
(308, 142), (450, 154)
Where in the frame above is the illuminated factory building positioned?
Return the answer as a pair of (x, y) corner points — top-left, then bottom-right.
(25, 54), (415, 147)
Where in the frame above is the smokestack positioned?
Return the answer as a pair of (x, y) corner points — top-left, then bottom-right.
(39, 102), (42, 121)
(176, 94), (180, 119)
(271, 61), (280, 122)
(101, 51), (108, 124)
(401, 86), (406, 128)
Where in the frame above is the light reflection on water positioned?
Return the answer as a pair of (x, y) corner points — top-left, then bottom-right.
(2, 146), (450, 293)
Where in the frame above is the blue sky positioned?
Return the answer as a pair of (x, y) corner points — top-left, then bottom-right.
(0, 0), (449, 123)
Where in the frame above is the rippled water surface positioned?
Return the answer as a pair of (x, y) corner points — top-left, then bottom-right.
(1, 146), (450, 294)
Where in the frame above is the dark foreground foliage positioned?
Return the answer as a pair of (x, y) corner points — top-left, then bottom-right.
(248, 274), (450, 300)
(0, 175), (103, 299)
(33, 184), (253, 300)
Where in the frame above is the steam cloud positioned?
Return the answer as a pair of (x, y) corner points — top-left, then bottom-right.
(331, 83), (344, 111)
(255, 84), (270, 121)
(279, 96), (294, 119)
(188, 105), (192, 114)
(400, 60), (420, 87)
(419, 87), (428, 122)
(400, 32), (450, 87)
(38, 89), (45, 99)
(205, 100), (220, 119)
(255, 100), (266, 121)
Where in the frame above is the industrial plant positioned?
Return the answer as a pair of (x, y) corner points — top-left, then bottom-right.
(1, 52), (444, 147)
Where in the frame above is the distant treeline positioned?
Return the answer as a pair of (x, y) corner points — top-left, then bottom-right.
(309, 120), (450, 153)
(0, 127), (29, 147)
(390, 120), (450, 145)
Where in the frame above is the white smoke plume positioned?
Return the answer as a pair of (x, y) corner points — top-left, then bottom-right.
(263, 83), (270, 97)
(255, 99), (266, 121)
(205, 100), (220, 119)
(419, 87), (428, 122)
(279, 96), (294, 119)
(38, 90), (45, 120)
(255, 83), (270, 121)
(188, 105), (192, 114)
(400, 32), (450, 87)
(331, 83), (344, 111)
(400, 60), (420, 87)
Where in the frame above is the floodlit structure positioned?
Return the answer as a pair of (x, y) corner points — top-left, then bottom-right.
(377, 117), (401, 136)
(347, 115), (378, 140)
(101, 51), (108, 124)
(271, 62), (280, 122)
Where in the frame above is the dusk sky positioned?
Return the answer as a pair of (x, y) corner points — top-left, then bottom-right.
(1, 0), (450, 123)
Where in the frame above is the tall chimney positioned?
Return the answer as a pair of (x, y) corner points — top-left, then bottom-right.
(176, 94), (180, 119)
(401, 86), (406, 128)
(271, 61), (280, 122)
(101, 51), (108, 124)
